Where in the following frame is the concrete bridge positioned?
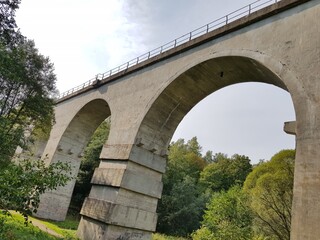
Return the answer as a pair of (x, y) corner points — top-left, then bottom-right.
(34, 0), (320, 239)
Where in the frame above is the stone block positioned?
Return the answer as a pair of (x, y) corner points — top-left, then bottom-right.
(121, 169), (163, 199)
(77, 216), (107, 240)
(81, 198), (157, 232)
(77, 216), (152, 240)
(91, 168), (125, 186)
(284, 121), (296, 135)
(100, 144), (132, 160)
(129, 146), (167, 173)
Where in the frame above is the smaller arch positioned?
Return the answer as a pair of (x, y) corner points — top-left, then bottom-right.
(36, 98), (111, 221)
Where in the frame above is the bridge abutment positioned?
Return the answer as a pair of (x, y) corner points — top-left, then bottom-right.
(77, 144), (166, 240)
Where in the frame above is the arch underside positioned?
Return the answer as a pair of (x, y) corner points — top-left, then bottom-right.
(36, 99), (111, 221)
(137, 56), (289, 152)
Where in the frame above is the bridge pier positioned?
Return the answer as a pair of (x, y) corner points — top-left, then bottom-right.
(77, 144), (166, 240)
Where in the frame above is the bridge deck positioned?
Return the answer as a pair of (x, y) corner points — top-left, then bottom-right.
(57, 0), (309, 103)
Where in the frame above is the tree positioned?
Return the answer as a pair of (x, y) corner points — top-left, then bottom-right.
(156, 138), (208, 237)
(0, 0), (57, 166)
(200, 154), (252, 192)
(243, 150), (295, 240)
(192, 185), (253, 240)
(157, 176), (208, 237)
(0, 0), (22, 45)
(0, 39), (57, 166)
(0, 0), (72, 227)
(0, 157), (71, 222)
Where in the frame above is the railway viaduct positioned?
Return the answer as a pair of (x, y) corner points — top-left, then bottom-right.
(33, 0), (320, 239)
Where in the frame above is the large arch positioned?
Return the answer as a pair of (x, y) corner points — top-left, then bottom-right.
(135, 52), (300, 152)
(36, 98), (111, 221)
(132, 53), (307, 238)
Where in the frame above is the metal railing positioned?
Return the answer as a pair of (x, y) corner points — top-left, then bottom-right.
(58, 0), (280, 99)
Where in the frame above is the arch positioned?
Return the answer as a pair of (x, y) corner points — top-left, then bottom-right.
(135, 51), (301, 153)
(36, 98), (111, 221)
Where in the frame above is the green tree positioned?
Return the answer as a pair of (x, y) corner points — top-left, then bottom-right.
(157, 176), (208, 237)
(200, 154), (252, 192)
(193, 185), (253, 240)
(70, 119), (110, 213)
(0, 39), (56, 165)
(0, 0), (22, 45)
(156, 138), (208, 237)
(243, 150), (295, 240)
(0, 157), (71, 222)
(0, 0), (57, 166)
(0, 0), (72, 226)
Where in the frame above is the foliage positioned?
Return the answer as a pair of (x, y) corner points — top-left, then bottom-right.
(156, 138), (208, 237)
(0, 158), (72, 222)
(157, 176), (208, 237)
(0, 0), (57, 167)
(0, 39), (57, 166)
(70, 119), (110, 213)
(192, 185), (253, 240)
(0, 0), (22, 45)
(243, 150), (295, 240)
(200, 154), (252, 192)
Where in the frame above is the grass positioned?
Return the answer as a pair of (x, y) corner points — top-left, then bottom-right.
(0, 212), (187, 240)
(30, 214), (79, 239)
(0, 211), (79, 240)
(0, 212), (58, 240)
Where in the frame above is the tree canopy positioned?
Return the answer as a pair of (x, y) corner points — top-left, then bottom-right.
(193, 185), (253, 240)
(244, 149), (295, 240)
(0, 0), (72, 225)
(0, 1), (57, 166)
(200, 154), (252, 192)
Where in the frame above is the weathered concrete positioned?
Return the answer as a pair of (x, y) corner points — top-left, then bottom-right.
(36, 0), (320, 239)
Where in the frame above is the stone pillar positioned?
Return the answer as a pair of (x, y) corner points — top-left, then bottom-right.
(77, 143), (166, 240)
(290, 104), (320, 239)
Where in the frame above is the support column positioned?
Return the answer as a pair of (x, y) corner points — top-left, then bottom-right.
(77, 143), (167, 240)
(290, 107), (320, 239)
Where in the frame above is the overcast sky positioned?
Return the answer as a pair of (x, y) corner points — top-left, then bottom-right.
(15, 0), (295, 163)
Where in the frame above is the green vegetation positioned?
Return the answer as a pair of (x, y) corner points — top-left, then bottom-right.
(157, 137), (253, 237)
(0, 211), (78, 240)
(192, 185), (253, 240)
(244, 150), (295, 240)
(0, 0), (72, 228)
(30, 215), (79, 239)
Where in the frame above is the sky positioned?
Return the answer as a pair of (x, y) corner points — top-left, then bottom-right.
(15, 0), (295, 163)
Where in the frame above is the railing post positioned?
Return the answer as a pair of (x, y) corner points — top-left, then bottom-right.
(226, 15), (228, 24)
(206, 24), (209, 33)
(249, 4), (251, 14)
(189, 32), (192, 41)
(174, 39), (177, 47)
(136, 57), (139, 64)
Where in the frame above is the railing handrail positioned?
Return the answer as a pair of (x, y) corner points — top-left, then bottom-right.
(58, 0), (279, 99)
